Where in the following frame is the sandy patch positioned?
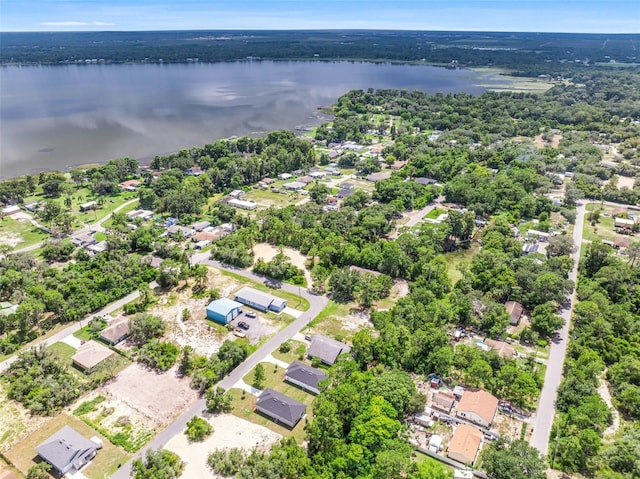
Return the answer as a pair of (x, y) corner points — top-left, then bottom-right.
(165, 414), (282, 479)
(0, 383), (49, 452)
(340, 309), (373, 332)
(103, 364), (198, 425)
(0, 232), (21, 248)
(534, 134), (562, 149)
(252, 243), (313, 287)
(616, 176), (635, 190)
(389, 280), (409, 301)
(148, 266), (239, 356)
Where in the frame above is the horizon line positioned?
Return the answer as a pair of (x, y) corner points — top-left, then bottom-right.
(2, 28), (640, 35)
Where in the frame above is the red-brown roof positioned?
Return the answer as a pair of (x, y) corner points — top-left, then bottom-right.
(456, 389), (498, 426)
(447, 424), (482, 465)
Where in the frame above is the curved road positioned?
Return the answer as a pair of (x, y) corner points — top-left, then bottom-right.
(530, 201), (586, 455)
(111, 258), (328, 479)
(12, 198), (139, 255)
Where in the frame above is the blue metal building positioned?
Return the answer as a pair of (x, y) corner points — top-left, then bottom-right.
(206, 298), (243, 325)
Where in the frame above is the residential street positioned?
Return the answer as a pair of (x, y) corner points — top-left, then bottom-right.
(11, 198), (138, 255)
(0, 284), (152, 374)
(530, 201), (586, 455)
(391, 195), (445, 238)
(110, 259), (328, 479)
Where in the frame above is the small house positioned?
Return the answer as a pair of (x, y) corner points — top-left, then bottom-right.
(100, 318), (130, 345)
(456, 389), (499, 428)
(447, 424), (482, 465)
(191, 220), (211, 231)
(505, 301), (524, 326)
(36, 426), (101, 476)
(79, 201), (97, 212)
(1, 205), (21, 216)
(285, 361), (328, 394)
(307, 335), (351, 366)
(282, 181), (307, 191)
(615, 217), (635, 231)
(228, 199), (257, 211)
(279, 173), (293, 180)
(255, 388), (306, 428)
(432, 391), (456, 412)
(72, 340), (115, 372)
(484, 339), (515, 358)
(206, 298), (243, 325)
(229, 190), (245, 198)
(309, 171), (325, 179)
(119, 179), (141, 191)
(365, 171), (392, 182)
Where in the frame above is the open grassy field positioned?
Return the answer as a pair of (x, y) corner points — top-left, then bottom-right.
(0, 216), (49, 251)
(47, 341), (76, 364)
(443, 243), (480, 284)
(5, 413), (129, 479)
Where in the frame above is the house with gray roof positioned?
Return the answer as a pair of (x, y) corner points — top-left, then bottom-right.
(307, 335), (351, 365)
(36, 425), (100, 476)
(255, 388), (306, 428)
(285, 361), (328, 394)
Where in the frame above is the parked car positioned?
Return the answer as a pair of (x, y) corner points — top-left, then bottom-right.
(233, 328), (246, 338)
(238, 321), (250, 330)
(245, 311), (257, 318)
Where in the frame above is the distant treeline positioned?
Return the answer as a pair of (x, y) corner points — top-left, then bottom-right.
(2, 30), (640, 75)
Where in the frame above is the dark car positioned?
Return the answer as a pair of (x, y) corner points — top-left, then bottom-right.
(245, 311), (257, 318)
(238, 321), (250, 330)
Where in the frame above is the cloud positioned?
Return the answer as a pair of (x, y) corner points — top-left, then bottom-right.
(40, 21), (115, 27)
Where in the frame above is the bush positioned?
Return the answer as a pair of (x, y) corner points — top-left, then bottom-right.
(132, 449), (184, 479)
(138, 341), (179, 371)
(185, 416), (213, 442)
(279, 341), (291, 354)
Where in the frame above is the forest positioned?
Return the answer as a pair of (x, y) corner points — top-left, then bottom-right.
(2, 30), (639, 75)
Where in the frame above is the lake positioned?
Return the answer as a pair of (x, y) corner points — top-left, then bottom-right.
(0, 61), (511, 179)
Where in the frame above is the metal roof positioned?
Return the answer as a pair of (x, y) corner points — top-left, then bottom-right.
(206, 298), (243, 316)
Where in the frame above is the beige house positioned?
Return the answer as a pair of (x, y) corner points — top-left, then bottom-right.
(447, 424), (483, 465)
(456, 389), (499, 428)
(72, 340), (115, 372)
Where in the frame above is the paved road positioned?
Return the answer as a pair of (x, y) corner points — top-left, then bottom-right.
(111, 259), (328, 479)
(530, 201), (586, 455)
(12, 198), (139, 255)
(0, 283), (153, 374)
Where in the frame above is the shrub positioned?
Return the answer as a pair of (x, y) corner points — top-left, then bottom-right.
(185, 416), (213, 442)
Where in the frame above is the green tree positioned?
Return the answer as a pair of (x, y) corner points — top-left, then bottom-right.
(185, 416), (213, 442)
(530, 302), (564, 337)
(205, 386), (232, 413)
(481, 438), (546, 479)
(129, 313), (165, 344)
(131, 449), (184, 479)
(26, 462), (51, 479)
(252, 363), (266, 389)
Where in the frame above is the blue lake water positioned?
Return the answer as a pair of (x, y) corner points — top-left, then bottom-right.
(0, 61), (510, 179)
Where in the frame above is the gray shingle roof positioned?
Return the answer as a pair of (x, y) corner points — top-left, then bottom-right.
(285, 361), (328, 392)
(307, 335), (351, 365)
(36, 426), (98, 475)
(255, 388), (306, 428)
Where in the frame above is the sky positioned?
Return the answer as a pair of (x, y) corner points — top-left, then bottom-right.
(1, 0), (639, 34)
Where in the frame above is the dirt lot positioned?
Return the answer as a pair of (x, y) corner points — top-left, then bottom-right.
(165, 414), (282, 479)
(0, 383), (49, 453)
(103, 364), (198, 425)
(252, 243), (313, 287)
(534, 133), (562, 148)
(616, 175), (635, 190)
(148, 266), (242, 356)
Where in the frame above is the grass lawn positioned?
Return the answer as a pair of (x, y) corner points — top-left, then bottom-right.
(425, 207), (446, 220)
(47, 341), (77, 363)
(413, 450), (455, 474)
(244, 188), (298, 207)
(229, 360), (316, 444)
(582, 216), (617, 242)
(443, 243), (480, 284)
(0, 216), (49, 251)
(220, 270), (310, 311)
(272, 340), (307, 364)
(308, 300), (356, 340)
(5, 413), (129, 479)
